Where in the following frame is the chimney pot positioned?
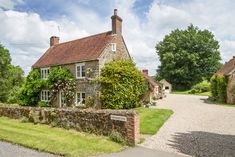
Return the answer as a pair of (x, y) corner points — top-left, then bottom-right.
(50, 36), (59, 47)
(142, 69), (148, 76)
(114, 9), (117, 15)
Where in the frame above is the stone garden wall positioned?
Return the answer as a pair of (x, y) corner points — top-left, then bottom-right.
(0, 106), (140, 145)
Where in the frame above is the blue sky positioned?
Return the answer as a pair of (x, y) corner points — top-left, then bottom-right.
(0, 0), (235, 75)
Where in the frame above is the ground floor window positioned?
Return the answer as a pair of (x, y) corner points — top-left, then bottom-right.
(41, 90), (49, 102)
(76, 92), (85, 105)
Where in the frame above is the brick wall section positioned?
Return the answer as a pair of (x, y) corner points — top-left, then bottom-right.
(0, 106), (140, 145)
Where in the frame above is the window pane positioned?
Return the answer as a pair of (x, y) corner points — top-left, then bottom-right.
(77, 93), (81, 103)
(82, 66), (85, 77)
(82, 93), (85, 104)
(77, 66), (81, 77)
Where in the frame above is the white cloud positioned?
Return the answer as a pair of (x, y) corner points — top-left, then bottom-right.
(0, 0), (23, 10)
(1, 0), (235, 76)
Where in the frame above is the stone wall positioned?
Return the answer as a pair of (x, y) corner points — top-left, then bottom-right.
(227, 73), (235, 104)
(0, 106), (140, 145)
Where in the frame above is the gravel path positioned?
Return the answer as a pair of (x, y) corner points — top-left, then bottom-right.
(0, 141), (58, 157)
(140, 94), (235, 157)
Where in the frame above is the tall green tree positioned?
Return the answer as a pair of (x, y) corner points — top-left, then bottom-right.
(0, 44), (24, 103)
(156, 24), (221, 90)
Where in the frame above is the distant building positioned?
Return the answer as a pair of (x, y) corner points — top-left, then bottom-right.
(160, 79), (172, 94)
(142, 69), (162, 103)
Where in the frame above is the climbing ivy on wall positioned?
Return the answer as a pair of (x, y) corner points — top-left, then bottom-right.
(19, 67), (76, 106)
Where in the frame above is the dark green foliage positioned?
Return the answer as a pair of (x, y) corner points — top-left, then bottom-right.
(99, 60), (146, 109)
(18, 70), (46, 106)
(0, 45), (24, 103)
(109, 130), (126, 144)
(189, 80), (210, 94)
(48, 67), (76, 106)
(156, 24), (221, 90)
(210, 75), (227, 102)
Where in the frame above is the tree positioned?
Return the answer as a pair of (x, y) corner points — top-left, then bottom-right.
(99, 60), (147, 109)
(156, 24), (221, 90)
(0, 44), (24, 103)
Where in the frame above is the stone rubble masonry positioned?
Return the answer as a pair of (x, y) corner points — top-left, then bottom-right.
(0, 106), (140, 145)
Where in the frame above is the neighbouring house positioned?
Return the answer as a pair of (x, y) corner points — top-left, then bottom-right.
(32, 9), (131, 108)
(160, 79), (172, 94)
(142, 69), (162, 104)
(215, 57), (235, 104)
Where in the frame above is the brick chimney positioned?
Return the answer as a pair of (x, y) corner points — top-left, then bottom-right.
(111, 9), (122, 35)
(50, 36), (59, 47)
(142, 69), (148, 76)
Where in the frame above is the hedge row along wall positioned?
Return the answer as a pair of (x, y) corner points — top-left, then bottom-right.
(0, 106), (140, 145)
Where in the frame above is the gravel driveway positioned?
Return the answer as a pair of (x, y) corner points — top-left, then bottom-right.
(140, 94), (235, 157)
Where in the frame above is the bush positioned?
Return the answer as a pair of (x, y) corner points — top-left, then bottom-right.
(99, 60), (147, 109)
(18, 69), (46, 106)
(210, 75), (227, 103)
(85, 96), (94, 108)
(38, 101), (49, 107)
(189, 80), (210, 94)
(109, 130), (125, 144)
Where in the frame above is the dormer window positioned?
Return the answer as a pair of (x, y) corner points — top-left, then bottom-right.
(111, 43), (116, 52)
(41, 68), (49, 79)
(76, 63), (85, 79)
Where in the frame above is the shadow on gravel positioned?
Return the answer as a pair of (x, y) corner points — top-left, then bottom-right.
(168, 131), (235, 157)
(200, 98), (215, 104)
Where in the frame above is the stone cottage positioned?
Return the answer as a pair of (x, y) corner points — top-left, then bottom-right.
(160, 79), (172, 94)
(216, 57), (235, 104)
(142, 69), (162, 103)
(32, 9), (131, 107)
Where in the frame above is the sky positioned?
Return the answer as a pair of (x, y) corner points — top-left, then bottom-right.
(0, 0), (235, 76)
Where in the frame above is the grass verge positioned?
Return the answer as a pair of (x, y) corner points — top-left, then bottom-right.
(0, 103), (19, 107)
(0, 117), (123, 157)
(135, 108), (173, 135)
(206, 98), (235, 107)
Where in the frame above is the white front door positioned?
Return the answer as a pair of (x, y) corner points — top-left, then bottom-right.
(59, 91), (66, 107)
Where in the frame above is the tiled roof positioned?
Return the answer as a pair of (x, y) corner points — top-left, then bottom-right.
(216, 57), (235, 75)
(32, 31), (114, 68)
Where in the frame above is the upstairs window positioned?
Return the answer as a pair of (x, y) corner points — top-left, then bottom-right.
(76, 92), (85, 105)
(41, 90), (49, 102)
(41, 68), (49, 79)
(76, 63), (85, 79)
(111, 43), (116, 52)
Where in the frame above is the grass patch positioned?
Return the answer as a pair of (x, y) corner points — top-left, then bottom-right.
(172, 90), (211, 97)
(135, 108), (173, 135)
(0, 103), (19, 107)
(0, 117), (123, 157)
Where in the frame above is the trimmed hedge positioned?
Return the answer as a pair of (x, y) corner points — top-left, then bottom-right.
(210, 75), (228, 102)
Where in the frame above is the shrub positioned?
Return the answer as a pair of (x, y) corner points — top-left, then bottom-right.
(85, 96), (95, 108)
(18, 69), (46, 106)
(99, 60), (147, 109)
(48, 67), (76, 107)
(109, 130), (125, 144)
(210, 75), (228, 103)
(189, 80), (210, 94)
(38, 101), (49, 107)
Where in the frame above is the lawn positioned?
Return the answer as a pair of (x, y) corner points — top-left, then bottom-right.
(0, 117), (123, 157)
(172, 90), (211, 96)
(135, 108), (173, 135)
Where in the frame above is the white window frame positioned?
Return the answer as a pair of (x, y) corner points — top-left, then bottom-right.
(59, 90), (66, 107)
(41, 68), (50, 80)
(41, 90), (49, 102)
(76, 63), (85, 79)
(111, 43), (116, 52)
(75, 92), (86, 106)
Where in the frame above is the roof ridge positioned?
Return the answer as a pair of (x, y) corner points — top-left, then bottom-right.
(54, 31), (112, 47)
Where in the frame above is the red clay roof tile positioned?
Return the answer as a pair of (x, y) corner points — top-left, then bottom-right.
(32, 31), (114, 68)
(216, 57), (235, 75)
